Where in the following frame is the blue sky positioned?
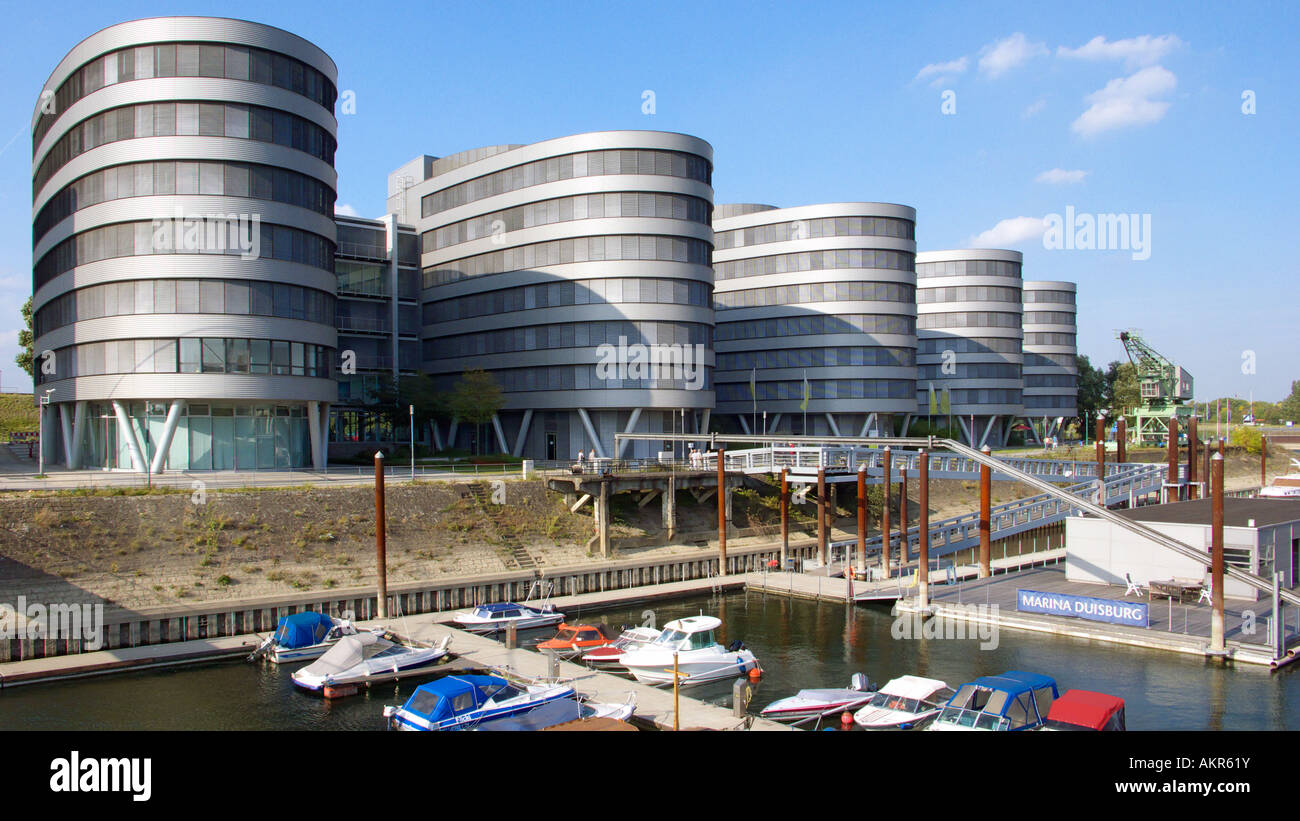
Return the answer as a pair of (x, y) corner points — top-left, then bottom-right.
(1, 0), (1296, 404)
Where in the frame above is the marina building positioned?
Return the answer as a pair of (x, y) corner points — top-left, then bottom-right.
(711, 203), (918, 437)
(1021, 280), (1079, 440)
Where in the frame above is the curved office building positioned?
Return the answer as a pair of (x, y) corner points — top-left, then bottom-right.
(914, 249), (1024, 447)
(712, 203), (917, 437)
(31, 17), (339, 471)
(394, 131), (715, 460)
(1021, 280), (1079, 438)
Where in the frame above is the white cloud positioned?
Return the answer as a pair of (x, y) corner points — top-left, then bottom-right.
(1058, 34), (1183, 68)
(1072, 65), (1177, 137)
(969, 216), (1049, 248)
(1022, 98), (1047, 118)
(1035, 168), (1089, 184)
(979, 33), (1049, 78)
(334, 203), (360, 217)
(915, 56), (968, 87)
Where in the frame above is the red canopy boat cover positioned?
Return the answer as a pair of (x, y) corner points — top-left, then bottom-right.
(1046, 689), (1126, 730)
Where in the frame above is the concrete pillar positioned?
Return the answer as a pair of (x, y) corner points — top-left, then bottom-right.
(1210, 452), (1225, 654)
(662, 475), (676, 541)
(58, 403), (75, 469)
(576, 408), (606, 459)
(511, 409), (534, 458)
(318, 402), (330, 469)
(918, 448), (930, 610)
(151, 399), (186, 474)
(491, 413), (510, 454)
(979, 444), (991, 578)
(615, 408), (642, 459)
(111, 400), (147, 473)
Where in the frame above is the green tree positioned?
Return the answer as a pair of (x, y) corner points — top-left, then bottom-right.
(1076, 354), (1106, 422)
(1281, 380), (1300, 422)
(372, 372), (444, 444)
(15, 297), (34, 379)
(1104, 361), (1141, 414)
(447, 369), (505, 455)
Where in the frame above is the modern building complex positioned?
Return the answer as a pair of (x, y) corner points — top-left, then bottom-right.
(1021, 280), (1079, 440)
(386, 132), (716, 461)
(29, 17), (1079, 471)
(712, 203), (918, 438)
(31, 17), (339, 470)
(914, 249), (1025, 448)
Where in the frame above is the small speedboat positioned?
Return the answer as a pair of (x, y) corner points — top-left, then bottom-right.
(580, 626), (661, 671)
(1041, 689), (1126, 731)
(618, 616), (759, 686)
(761, 674), (874, 723)
(852, 676), (953, 730)
(383, 674), (575, 731)
(1260, 459), (1300, 498)
(451, 602), (565, 634)
(928, 671), (1059, 732)
(472, 693), (637, 731)
(291, 633), (452, 696)
(536, 623), (617, 659)
(249, 612), (377, 664)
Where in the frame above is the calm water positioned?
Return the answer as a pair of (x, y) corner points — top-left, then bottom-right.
(2, 590), (1296, 730)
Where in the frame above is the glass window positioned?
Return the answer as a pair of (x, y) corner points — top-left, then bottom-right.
(201, 338), (226, 373)
(179, 338), (201, 373)
(250, 339), (271, 374)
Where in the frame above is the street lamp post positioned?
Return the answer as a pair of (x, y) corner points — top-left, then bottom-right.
(38, 388), (54, 478)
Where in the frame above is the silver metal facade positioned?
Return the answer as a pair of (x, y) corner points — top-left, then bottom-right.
(31, 17), (339, 471)
(1021, 280), (1079, 428)
(712, 202), (918, 438)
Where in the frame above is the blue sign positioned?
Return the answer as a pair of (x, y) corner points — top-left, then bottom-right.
(1016, 589), (1149, 628)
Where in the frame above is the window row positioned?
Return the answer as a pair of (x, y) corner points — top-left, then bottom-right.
(1022, 311), (1076, 327)
(1024, 352), (1078, 369)
(714, 248), (913, 281)
(715, 314), (915, 341)
(425, 276), (712, 323)
(428, 320), (712, 359)
(423, 235), (712, 287)
(716, 346), (915, 371)
(1024, 395), (1078, 409)
(717, 379), (913, 402)
(915, 259), (1021, 279)
(35, 42), (336, 148)
(35, 160), (334, 244)
(916, 311), (1021, 330)
(35, 278), (335, 336)
(434, 364), (713, 393)
(424, 193), (711, 252)
(1022, 289), (1076, 305)
(35, 101), (337, 196)
(714, 215), (914, 250)
(35, 220), (334, 291)
(917, 388), (1022, 405)
(1025, 374), (1079, 388)
(917, 336), (1020, 355)
(917, 363), (1022, 380)
(36, 337), (334, 382)
(336, 260), (421, 301)
(336, 302), (419, 335)
(917, 285), (1021, 305)
(420, 149), (712, 217)
(714, 281), (913, 311)
(1023, 332), (1076, 347)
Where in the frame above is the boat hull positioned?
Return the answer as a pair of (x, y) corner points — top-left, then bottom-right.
(292, 650), (449, 693)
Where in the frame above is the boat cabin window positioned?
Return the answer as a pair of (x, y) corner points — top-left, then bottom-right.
(1005, 695), (1030, 729)
(481, 684), (522, 703)
(406, 691), (441, 715)
(497, 609), (521, 620)
(1033, 686), (1056, 720)
(554, 629), (577, 642)
(326, 627), (342, 640)
(577, 629), (601, 641)
(451, 691), (476, 713)
(983, 690), (1009, 717)
(370, 646), (406, 659)
(686, 630), (715, 650)
(655, 629), (687, 646)
(949, 684), (988, 711)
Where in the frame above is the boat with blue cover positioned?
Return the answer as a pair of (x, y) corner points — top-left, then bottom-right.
(382, 674), (576, 730)
(927, 671), (1059, 732)
(248, 612), (376, 664)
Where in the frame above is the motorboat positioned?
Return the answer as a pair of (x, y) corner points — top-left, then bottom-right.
(451, 601), (565, 634)
(580, 626), (661, 671)
(927, 671), (1059, 731)
(1260, 459), (1300, 498)
(536, 623), (617, 659)
(760, 674), (875, 723)
(383, 674), (575, 731)
(471, 693), (637, 731)
(248, 612), (378, 664)
(617, 616), (759, 686)
(852, 675), (953, 730)
(291, 632), (452, 696)
(1041, 689), (1126, 731)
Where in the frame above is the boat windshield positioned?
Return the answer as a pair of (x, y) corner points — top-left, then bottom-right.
(405, 690), (441, 717)
(653, 629), (687, 646)
(553, 629), (578, 642)
(481, 683), (523, 703)
(867, 693), (922, 713)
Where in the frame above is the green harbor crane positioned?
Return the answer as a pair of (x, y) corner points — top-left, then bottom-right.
(1117, 330), (1195, 445)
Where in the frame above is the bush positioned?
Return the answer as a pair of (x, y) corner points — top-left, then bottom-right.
(1230, 426), (1264, 454)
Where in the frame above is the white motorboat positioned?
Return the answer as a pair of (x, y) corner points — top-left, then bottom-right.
(617, 616), (759, 686)
(249, 612), (379, 664)
(291, 632), (452, 696)
(451, 601), (565, 634)
(852, 675), (953, 730)
(760, 674), (874, 723)
(1260, 459), (1300, 498)
(383, 674), (577, 731)
(579, 626), (662, 671)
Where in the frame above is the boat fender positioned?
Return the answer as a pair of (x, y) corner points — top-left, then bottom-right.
(841, 711), (854, 728)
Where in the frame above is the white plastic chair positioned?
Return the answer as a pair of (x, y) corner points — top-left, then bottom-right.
(1198, 580), (1212, 604)
(1124, 573), (1144, 597)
